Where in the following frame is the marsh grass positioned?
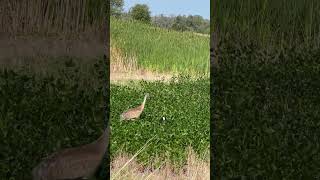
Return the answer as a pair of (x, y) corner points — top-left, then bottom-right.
(213, 0), (320, 48)
(111, 18), (209, 75)
(111, 46), (138, 73)
(0, 0), (106, 38)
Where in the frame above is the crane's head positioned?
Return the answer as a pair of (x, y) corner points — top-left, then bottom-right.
(144, 93), (150, 98)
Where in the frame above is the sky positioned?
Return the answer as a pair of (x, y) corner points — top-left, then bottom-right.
(123, 0), (210, 20)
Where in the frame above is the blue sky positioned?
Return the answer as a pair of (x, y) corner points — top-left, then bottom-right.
(123, 0), (210, 20)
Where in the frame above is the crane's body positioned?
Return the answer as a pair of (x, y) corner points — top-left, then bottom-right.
(120, 93), (149, 120)
(32, 127), (109, 180)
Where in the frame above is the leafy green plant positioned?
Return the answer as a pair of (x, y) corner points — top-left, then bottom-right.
(110, 76), (210, 168)
(0, 57), (106, 179)
(213, 39), (320, 178)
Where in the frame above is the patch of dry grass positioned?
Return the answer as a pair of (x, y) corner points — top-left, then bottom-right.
(111, 46), (138, 73)
(110, 46), (174, 82)
(110, 147), (209, 180)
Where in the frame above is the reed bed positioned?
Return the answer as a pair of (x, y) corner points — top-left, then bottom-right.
(111, 18), (210, 75)
(0, 0), (106, 38)
(213, 0), (320, 47)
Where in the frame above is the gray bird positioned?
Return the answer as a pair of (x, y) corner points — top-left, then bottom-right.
(120, 93), (149, 121)
(32, 126), (110, 180)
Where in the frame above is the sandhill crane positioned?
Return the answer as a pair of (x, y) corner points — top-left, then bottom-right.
(32, 126), (110, 180)
(120, 93), (149, 120)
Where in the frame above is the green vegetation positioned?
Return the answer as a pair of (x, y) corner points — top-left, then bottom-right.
(129, 4), (151, 24)
(0, 1), (107, 179)
(111, 0), (124, 17)
(111, 17), (209, 75)
(112, 1), (209, 34)
(213, 41), (320, 178)
(110, 76), (209, 167)
(153, 15), (210, 34)
(111, 2), (210, 170)
(111, 2), (210, 169)
(213, 0), (320, 178)
(0, 58), (107, 179)
(0, 0), (106, 36)
(213, 0), (320, 47)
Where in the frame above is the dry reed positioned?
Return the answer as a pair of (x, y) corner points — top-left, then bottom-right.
(111, 147), (210, 180)
(0, 0), (106, 39)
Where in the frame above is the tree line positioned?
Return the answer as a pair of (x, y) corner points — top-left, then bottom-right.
(111, 0), (209, 34)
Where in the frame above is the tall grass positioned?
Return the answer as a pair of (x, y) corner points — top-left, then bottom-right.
(213, 0), (320, 47)
(111, 18), (210, 75)
(0, 0), (106, 38)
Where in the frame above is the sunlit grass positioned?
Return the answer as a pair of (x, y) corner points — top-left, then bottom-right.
(111, 18), (210, 75)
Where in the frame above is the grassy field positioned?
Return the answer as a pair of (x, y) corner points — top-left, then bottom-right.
(0, 57), (107, 179)
(213, 0), (320, 178)
(110, 76), (209, 168)
(111, 17), (210, 75)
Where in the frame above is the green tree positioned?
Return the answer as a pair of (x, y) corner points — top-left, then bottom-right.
(186, 15), (210, 34)
(111, 0), (124, 17)
(153, 14), (175, 29)
(172, 15), (188, 31)
(129, 4), (151, 24)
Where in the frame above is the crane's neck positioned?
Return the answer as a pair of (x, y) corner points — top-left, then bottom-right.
(141, 95), (148, 109)
(95, 127), (110, 154)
